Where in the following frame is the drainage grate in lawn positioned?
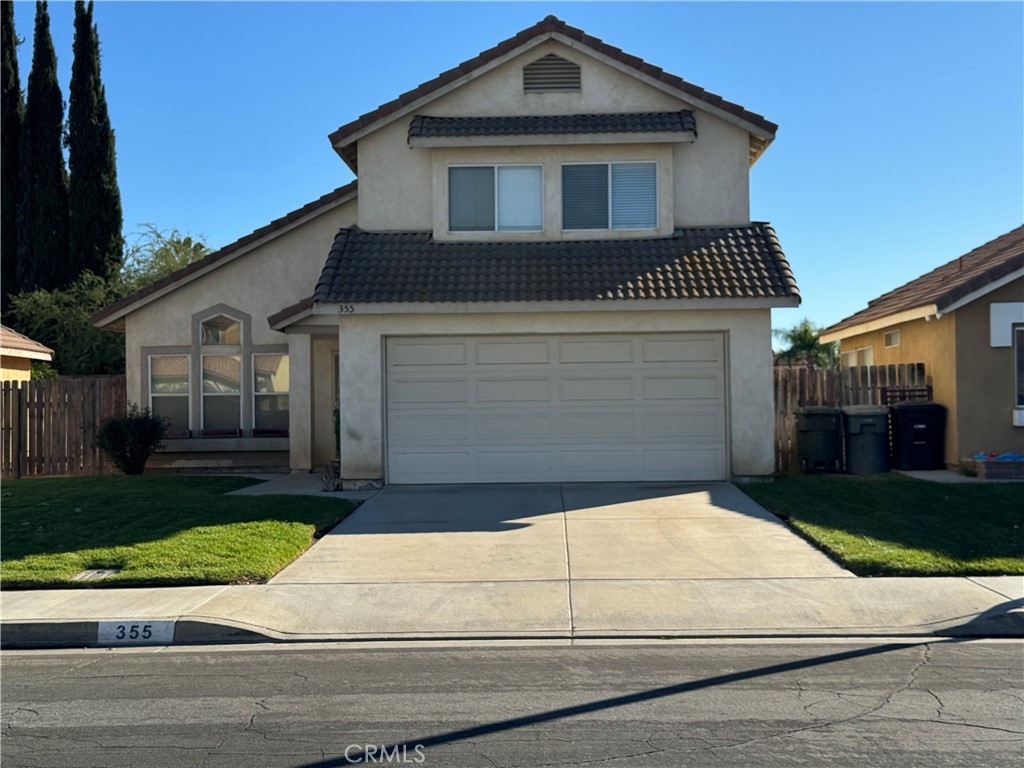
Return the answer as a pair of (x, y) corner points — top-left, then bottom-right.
(70, 568), (122, 581)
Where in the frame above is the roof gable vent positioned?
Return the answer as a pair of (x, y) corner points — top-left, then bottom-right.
(524, 53), (581, 93)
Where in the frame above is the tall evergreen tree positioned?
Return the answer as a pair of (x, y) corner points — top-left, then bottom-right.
(68, 0), (122, 280)
(17, 0), (70, 293)
(1, 1), (24, 314)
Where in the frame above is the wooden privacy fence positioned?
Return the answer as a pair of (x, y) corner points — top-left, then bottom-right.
(1, 376), (127, 479)
(774, 363), (929, 474)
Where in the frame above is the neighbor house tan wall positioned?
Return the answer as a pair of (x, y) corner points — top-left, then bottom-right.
(1, 356), (32, 383)
(839, 314), (959, 465)
(954, 278), (1024, 459)
(356, 38), (751, 234)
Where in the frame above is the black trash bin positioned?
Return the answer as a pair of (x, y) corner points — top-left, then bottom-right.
(796, 406), (842, 473)
(890, 401), (947, 470)
(842, 405), (891, 474)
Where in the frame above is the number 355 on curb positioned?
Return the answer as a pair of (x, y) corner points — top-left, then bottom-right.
(97, 620), (175, 646)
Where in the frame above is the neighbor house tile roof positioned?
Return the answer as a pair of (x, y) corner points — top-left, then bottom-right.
(92, 181), (358, 328)
(408, 110), (696, 140)
(312, 225), (798, 305)
(821, 225), (1024, 336)
(0, 325), (54, 359)
(330, 15), (776, 167)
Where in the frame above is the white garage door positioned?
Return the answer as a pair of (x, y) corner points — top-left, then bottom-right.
(385, 333), (727, 483)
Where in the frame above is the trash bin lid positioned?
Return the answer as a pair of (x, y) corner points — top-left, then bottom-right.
(796, 406), (840, 414)
(890, 400), (940, 410)
(841, 405), (890, 415)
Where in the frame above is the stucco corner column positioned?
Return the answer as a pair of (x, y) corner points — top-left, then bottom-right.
(287, 332), (313, 473)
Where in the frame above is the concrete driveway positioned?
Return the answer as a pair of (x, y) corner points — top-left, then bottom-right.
(271, 482), (850, 584)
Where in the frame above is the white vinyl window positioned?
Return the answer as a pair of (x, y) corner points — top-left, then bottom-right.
(884, 330), (901, 348)
(449, 165), (543, 232)
(841, 347), (874, 367)
(562, 162), (657, 230)
(200, 314), (243, 435)
(1014, 325), (1024, 408)
(149, 355), (190, 437)
(253, 354), (289, 435)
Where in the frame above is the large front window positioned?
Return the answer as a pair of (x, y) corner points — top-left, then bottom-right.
(562, 162), (657, 230)
(149, 355), (190, 437)
(253, 354), (289, 435)
(202, 355), (241, 435)
(448, 165), (543, 232)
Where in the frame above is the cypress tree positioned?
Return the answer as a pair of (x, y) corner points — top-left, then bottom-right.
(17, 1), (70, 292)
(68, 0), (122, 281)
(1, 2), (24, 314)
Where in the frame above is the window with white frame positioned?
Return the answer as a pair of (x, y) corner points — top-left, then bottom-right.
(149, 355), (190, 437)
(200, 315), (242, 435)
(841, 346), (874, 367)
(448, 165), (543, 232)
(253, 354), (289, 435)
(884, 330), (901, 348)
(1014, 325), (1023, 408)
(562, 162), (657, 230)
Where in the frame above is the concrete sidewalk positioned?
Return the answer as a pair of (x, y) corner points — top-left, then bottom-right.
(2, 576), (1021, 648)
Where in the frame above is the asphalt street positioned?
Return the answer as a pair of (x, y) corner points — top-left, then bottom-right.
(2, 640), (1021, 767)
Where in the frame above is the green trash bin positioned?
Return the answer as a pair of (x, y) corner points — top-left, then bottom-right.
(842, 405), (891, 474)
(796, 406), (842, 473)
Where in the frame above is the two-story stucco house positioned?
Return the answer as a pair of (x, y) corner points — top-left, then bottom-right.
(93, 16), (799, 487)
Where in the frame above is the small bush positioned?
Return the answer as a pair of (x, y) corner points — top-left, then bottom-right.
(95, 404), (167, 475)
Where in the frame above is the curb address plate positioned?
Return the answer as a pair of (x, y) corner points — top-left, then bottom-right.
(98, 620), (175, 646)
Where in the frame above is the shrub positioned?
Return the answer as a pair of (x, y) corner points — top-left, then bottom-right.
(95, 404), (167, 475)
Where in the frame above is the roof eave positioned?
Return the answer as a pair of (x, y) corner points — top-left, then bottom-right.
(819, 304), (939, 343)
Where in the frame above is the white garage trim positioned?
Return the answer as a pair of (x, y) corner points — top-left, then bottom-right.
(384, 332), (727, 483)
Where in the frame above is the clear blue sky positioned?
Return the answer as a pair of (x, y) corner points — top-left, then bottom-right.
(12, 1), (1024, 333)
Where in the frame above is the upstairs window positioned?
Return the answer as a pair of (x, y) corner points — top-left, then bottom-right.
(524, 53), (581, 92)
(562, 162), (657, 230)
(449, 165), (542, 232)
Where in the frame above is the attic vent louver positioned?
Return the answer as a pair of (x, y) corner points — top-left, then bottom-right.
(524, 54), (581, 92)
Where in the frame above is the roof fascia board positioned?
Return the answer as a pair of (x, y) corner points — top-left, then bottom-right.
(550, 32), (775, 141)
(94, 191), (355, 328)
(332, 35), (552, 154)
(934, 267), (1024, 317)
(333, 31), (773, 156)
(819, 304), (938, 343)
(1, 348), (53, 361)
(312, 296), (799, 316)
(409, 130), (696, 148)
(269, 308), (337, 332)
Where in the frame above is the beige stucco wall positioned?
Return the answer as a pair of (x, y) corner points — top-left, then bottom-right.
(954, 278), (1024, 459)
(839, 315), (959, 464)
(336, 308), (775, 484)
(356, 39), (752, 233)
(121, 198), (355, 459)
(1, 356), (32, 382)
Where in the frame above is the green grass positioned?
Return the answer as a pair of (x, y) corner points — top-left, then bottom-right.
(0, 476), (356, 589)
(743, 474), (1024, 576)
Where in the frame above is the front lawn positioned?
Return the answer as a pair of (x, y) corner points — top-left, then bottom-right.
(743, 474), (1023, 576)
(1, 476), (356, 589)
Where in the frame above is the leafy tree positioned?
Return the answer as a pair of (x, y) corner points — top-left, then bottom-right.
(121, 224), (210, 291)
(17, 1), (70, 293)
(8, 271), (125, 375)
(773, 318), (838, 370)
(68, 0), (123, 282)
(1, 2), (24, 315)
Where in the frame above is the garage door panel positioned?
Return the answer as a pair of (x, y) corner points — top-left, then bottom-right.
(642, 374), (722, 401)
(476, 340), (551, 365)
(559, 376), (635, 402)
(386, 333), (727, 483)
(476, 377), (551, 402)
(559, 339), (633, 364)
(389, 341), (467, 366)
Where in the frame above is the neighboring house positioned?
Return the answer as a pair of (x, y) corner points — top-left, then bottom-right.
(1, 325), (54, 383)
(820, 226), (1024, 466)
(93, 16), (799, 485)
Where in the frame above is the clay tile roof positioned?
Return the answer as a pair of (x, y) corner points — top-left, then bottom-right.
(0, 325), (54, 359)
(92, 181), (358, 328)
(408, 111), (697, 140)
(312, 224), (798, 305)
(329, 16), (776, 154)
(821, 225), (1024, 336)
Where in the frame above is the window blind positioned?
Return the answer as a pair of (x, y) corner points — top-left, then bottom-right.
(611, 163), (656, 229)
(449, 167), (495, 231)
(497, 166), (542, 231)
(562, 164), (608, 229)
